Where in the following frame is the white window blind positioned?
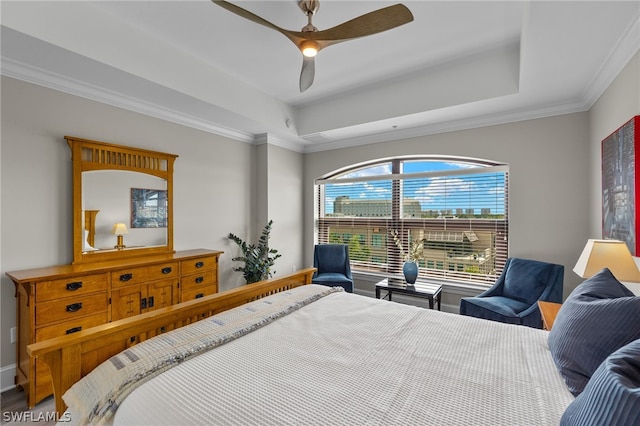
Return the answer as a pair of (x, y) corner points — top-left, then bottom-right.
(315, 157), (509, 285)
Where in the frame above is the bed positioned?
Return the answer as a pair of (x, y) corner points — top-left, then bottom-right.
(28, 267), (640, 425)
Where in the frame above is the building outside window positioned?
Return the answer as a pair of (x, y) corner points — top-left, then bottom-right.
(315, 157), (509, 286)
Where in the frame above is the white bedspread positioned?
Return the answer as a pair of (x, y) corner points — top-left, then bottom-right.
(109, 287), (573, 426)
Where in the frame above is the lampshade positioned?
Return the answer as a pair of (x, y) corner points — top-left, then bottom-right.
(111, 223), (129, 235)
(573, 239), (640, 282)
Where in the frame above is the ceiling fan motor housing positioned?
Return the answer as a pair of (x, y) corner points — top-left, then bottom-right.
(298, 0), (319, 16)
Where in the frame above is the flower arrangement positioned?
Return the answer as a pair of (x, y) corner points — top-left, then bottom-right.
(390, 229), (425, 263)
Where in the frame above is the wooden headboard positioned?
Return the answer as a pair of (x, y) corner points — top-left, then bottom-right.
(27, 268), (316, 415)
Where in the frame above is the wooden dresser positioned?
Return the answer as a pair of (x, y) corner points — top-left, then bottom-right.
(6, 248), (222, 408)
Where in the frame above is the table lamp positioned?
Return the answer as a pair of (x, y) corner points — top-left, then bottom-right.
(574, 239), (640, 295)
(112, 223), (129, 250)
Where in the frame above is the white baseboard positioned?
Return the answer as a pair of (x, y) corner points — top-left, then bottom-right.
(1, 363), (16, 393)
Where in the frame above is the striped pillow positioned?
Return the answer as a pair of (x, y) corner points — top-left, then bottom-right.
(548, 268), (640, 396)
(561, 338), (640, 425)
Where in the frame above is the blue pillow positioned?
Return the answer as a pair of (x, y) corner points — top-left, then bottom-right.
(561, 338), (640, 425)
(548, 268), (640, 396)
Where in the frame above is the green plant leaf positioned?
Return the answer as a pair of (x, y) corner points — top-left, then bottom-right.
(227, 220), (280, 284)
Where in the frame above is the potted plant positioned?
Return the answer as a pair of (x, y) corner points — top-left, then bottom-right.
(228, 220), (281, 284)
(390, 229), (424, 284)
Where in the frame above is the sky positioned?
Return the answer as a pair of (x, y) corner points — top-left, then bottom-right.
(322, 160), (506, 215)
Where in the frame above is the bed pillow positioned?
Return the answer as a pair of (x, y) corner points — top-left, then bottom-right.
(548, 268), (640, 396)
(560, 338), (640, 426)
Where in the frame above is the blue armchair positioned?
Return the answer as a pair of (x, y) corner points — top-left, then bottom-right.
(459, 257), (564, 328)
(312, 244), (354, 293)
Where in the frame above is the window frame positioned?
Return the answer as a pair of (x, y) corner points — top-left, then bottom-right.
(315, 156), (509, 286)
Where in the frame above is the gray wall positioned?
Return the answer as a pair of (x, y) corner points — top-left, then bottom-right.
(588, 52), (640, 235)
(0, 77), (305, 384)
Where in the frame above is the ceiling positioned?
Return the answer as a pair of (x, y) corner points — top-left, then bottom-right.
(1, 1), (639, 152)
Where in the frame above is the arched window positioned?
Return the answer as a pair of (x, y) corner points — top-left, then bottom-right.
(315, 156), (509, 285)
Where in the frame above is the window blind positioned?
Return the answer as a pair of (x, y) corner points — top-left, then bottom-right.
(316, 158), (509, 286)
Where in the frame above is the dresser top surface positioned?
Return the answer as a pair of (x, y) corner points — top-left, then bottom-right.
(6, 249), (223, 283)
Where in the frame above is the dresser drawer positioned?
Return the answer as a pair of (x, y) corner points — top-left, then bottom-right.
(180, 256), (217, 276)
(36, 273), (108, 303)
(36, 293), (108, 325)
(181, 271), (217, 292)
(182, 285), (217, 302)
(35, 313), (107, 341)
(111, 262), (179, 288)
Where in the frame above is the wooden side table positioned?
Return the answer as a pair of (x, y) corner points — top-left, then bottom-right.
(538, 300), (562, 330)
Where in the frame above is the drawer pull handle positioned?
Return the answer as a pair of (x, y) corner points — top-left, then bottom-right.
(195, 276), (204, 284)
(141, 298), (147, 310)
(66, 303), (82, 313)
(195, 293), (204, 299)
(66, 326), (82, 334)
(66, 281), (83, 291)
(148, 296), (154, 308)
(119, 273), (133, 282)
(195, 262), (204, 268)
(162, 267), (172, 274)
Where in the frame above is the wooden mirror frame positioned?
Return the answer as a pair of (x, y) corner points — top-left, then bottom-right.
(67, 136), (178, 264)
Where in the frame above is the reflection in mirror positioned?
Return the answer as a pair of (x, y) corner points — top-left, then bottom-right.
(131, 188), (168, 229)
(83, 171), (168, 251)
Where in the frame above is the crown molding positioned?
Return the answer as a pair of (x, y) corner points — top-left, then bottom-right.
(581, 9), (640, 107)
(300, 100), (590, 153)
(254, 133), (307, 153)
(1, 57), (257, 145)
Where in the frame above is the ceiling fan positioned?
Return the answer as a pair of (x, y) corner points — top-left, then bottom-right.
(211, 0), (414, 92)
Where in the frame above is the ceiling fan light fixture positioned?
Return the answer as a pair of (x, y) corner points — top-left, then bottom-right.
(300, 40), (318, 57)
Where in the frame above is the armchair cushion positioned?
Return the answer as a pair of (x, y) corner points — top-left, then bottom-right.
(460, 296), (529, 325)
(503, 258), (557, 305)
(464, 296), (530, 316)
(311, 272), (352, 285)
(548, 268), (640, 396)
(314, 244), (351, 276)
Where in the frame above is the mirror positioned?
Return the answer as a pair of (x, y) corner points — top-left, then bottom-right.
(68, 136), (178, 264)
(83, 171), (168, 250)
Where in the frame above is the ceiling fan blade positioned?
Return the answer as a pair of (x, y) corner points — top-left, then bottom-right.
(299, 4), (414, 47)
(212, 1), (413, 92)
(299, 56), (315, 92)
(210, 0), (304, 46)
